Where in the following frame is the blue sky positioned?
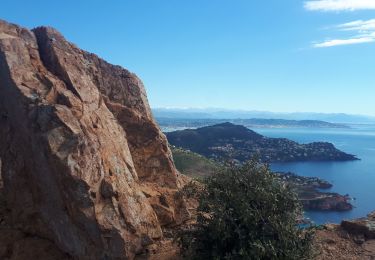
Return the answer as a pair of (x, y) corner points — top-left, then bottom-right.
(1, 0), (375, 115)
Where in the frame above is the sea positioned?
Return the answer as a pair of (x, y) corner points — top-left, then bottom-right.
(255, 125), (375, 225)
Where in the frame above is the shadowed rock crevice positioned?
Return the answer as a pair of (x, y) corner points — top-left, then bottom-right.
(33, 26), (83, 102)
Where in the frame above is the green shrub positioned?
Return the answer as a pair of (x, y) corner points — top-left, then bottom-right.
(178, 159), (314, 260)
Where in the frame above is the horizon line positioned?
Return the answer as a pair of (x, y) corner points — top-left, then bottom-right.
(151, 107), (375, 118)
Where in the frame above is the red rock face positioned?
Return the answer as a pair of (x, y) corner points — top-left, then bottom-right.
(0, 20), (188, 259)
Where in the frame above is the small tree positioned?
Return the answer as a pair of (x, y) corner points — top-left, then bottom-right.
(178, 159), (313, 260)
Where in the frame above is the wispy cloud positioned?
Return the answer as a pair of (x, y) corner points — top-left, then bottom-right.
(313, 19), (375, 47)
(305, 0), (375, 12)
(313, 37), (375, 48)
(338, 19), (375, 32)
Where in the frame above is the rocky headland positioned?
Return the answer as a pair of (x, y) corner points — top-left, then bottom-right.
(275, 172), (353, 211)
(166, 122), (358, 163)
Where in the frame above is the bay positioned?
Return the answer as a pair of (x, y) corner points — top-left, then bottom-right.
(255, 125), (375, 225)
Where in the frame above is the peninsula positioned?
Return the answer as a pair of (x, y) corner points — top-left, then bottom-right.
(166, 122), (358, 163)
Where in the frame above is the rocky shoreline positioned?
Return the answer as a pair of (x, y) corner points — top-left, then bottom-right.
(275, 172), (353, 211)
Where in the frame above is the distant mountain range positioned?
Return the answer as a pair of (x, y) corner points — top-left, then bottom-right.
(157, 118), (349, 131)
(166, 122), (358, 163)
(153, 108), (375, 124)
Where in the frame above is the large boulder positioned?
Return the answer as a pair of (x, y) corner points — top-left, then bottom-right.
(341, 212), (375, 240)
(0, 19), (188, 259)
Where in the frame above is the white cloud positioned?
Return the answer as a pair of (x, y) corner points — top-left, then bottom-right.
(312, 18), (375, 47)
(313, 37), (375, 47)
(305, 0), (375, 11)
(337, 19), (375, 32)
(305, 2), (375, 47)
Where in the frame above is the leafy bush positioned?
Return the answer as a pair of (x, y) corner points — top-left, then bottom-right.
(178, 159), (314, 260)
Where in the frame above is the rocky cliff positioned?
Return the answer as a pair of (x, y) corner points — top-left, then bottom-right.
(0, 19), (189, 259)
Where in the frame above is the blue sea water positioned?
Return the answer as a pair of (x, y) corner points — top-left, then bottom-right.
(255, 125), (375, 225)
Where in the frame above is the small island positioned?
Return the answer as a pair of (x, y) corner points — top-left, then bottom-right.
(166, 122), (359, 163)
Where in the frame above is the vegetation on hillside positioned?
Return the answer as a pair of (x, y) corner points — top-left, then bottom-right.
(171, 146), (222, 179)
(177, 159), (314, 260)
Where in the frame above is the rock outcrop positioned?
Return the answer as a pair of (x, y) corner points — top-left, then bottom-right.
(314, 212), (375, 260)
(341, 212), (375, 240)
(0, 19), (189, 259)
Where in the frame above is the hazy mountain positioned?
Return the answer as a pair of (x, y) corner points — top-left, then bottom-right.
(152, 108), (375, 124)
(157, 118), (349, 131)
